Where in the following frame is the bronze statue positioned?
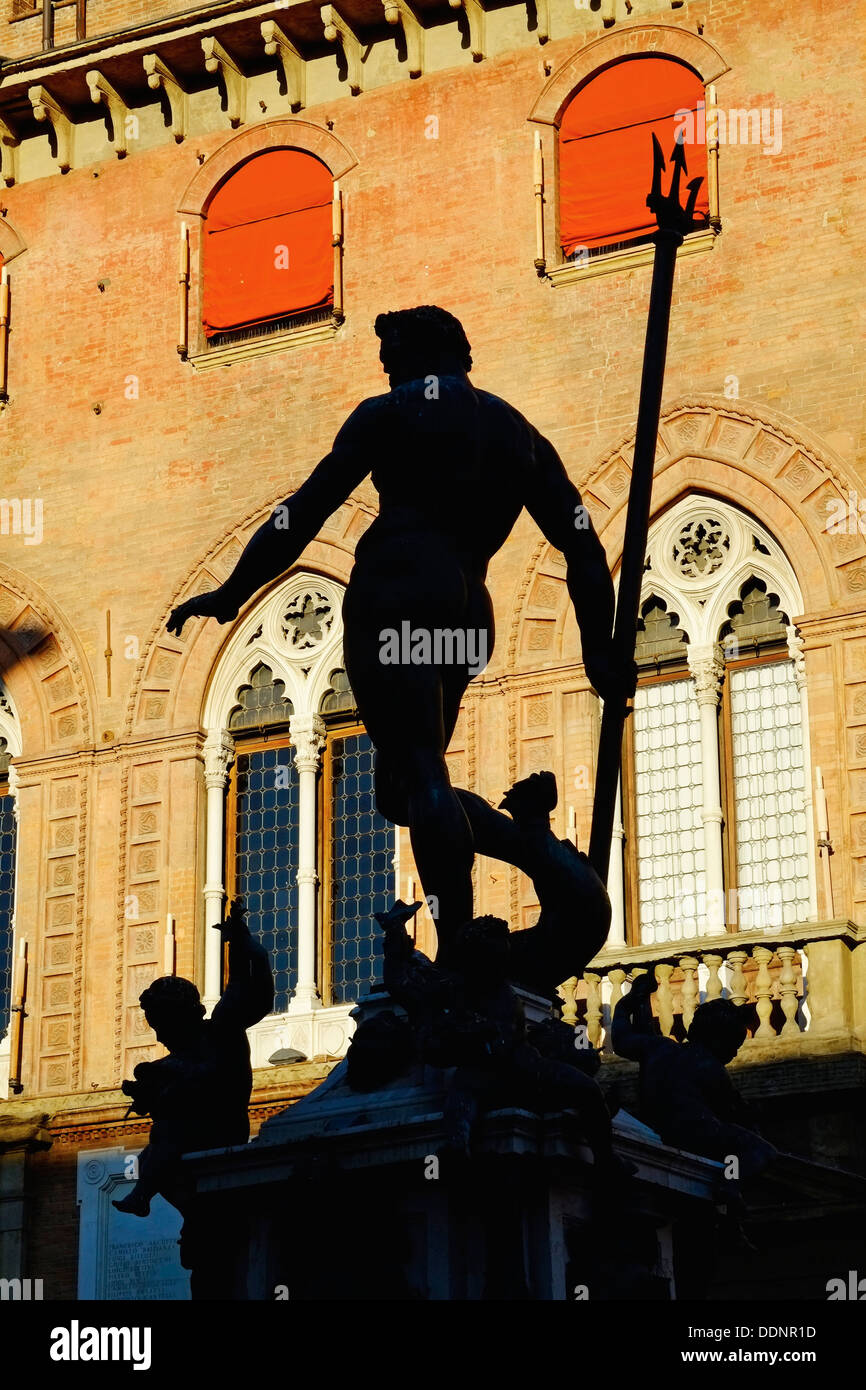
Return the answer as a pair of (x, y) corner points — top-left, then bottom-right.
(611, 969), (776, 1183)
(113, 900), (273, 1219)
(360, 897), (632, 1183)
(167, 307), (633, 964)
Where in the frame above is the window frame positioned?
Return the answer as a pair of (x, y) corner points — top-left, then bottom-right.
(542, 60), (721, 287)
(718, 639), (798, 932)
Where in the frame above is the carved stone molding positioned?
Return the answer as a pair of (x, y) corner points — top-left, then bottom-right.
(528, 24), (729, 127)
(510, 400), (857, 674)
(177, 118), (358, 217)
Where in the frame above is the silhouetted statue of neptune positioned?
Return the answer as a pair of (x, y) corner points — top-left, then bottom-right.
(169, 306), (627, 965)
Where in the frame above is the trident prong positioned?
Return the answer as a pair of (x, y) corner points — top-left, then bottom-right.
(646, 132), (704, 237)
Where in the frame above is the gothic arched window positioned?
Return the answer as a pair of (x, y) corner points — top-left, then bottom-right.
(614, 498), (815, 945)
(203, 574), (394, 1063)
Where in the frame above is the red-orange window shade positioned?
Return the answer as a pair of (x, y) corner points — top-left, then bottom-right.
(203, 149), (334, 337)
(559, 57), (710, 257)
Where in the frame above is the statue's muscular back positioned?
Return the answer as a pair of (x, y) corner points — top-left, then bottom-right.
(351, 375), (534, 583)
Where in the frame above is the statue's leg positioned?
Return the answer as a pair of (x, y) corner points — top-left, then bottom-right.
(342, 581), (478, 960)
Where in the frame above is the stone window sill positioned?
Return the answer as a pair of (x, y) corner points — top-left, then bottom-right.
(547, 225), (719, 286)
(187, 315), (342, 371)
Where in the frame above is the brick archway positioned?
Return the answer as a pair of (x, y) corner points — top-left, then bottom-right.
(177, 119), (359, 218)
(510, 398), (853, 670)
(125, 489), (377, 738)
(0, 563), (94, 758)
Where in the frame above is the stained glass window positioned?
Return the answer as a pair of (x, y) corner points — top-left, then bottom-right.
(729, 662), (810, 926)
(233, 746), (299, 1013)
(632, 680), (706, 943)
(328, 731), (393, 1004)
(0, 785), (16, 1042)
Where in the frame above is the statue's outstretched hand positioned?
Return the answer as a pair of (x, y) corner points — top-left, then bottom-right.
(167, 586), (239, 637)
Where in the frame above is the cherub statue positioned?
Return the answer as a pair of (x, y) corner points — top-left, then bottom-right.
(167, 306), (634, 965)
(611, 969), (776, 1184)
(113, 900), (273, 1218)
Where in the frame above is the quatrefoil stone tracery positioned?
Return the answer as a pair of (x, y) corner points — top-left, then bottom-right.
(671, 518), (731, 580)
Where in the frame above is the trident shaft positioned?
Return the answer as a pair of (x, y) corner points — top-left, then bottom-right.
(588, 135), (704, 883)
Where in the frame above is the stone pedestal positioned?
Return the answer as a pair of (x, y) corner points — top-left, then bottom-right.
(184, 1045), (722, 1301)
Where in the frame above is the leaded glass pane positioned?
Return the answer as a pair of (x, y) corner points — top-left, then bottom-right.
(633, 680), (705, 943)
(228, 664), (293, 732)
(0, 790), (16, 1040)
(330, 732), (393, 1004)
(730, 662), (810, 926)
(234, 747), (299, 1013)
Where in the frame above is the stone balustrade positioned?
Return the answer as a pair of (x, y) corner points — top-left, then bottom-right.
(559, 919), (866, 1059)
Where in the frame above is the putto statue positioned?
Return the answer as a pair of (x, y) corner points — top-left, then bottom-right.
(612, 969), (777, 1185)
(114, 901), (273, 1221)
(168, 306), (633, 966)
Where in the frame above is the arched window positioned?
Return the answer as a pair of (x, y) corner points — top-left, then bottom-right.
(202, 149), (335, 345)
(203, 573), (394, 1064)
(559, 56), (710, 260)
(614, 498), (816, 945)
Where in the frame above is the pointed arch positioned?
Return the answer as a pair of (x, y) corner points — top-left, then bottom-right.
(510, 398), (855, 669)
(124, 489), (376, 739)
(0, 562), (95, 757)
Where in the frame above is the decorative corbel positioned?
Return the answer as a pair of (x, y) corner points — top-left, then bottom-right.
(448, 0), (485, 62)
(321, 6), (364, 95)
(382, 0), (424, 79)
(532, 0), (549, 44)
(202, 36), (247, 128)
(261, 20), (306, 112)
(0, 115), (20, 188)
(86, 70), (133, 158)
(143, 53), (188, 143)
(29, 85), (74, 174)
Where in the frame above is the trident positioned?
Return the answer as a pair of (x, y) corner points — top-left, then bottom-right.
(588, 135), (704, 882)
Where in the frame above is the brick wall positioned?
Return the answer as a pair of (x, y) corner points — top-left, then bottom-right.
(0, 0), (864, 1292)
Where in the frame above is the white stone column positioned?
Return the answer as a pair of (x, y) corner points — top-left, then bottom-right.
(687, 645), (726, 935)
(607, 776), (626, 945)
(787, 625), (819, 919)
(288, 713), (326, 1014)
(202, 729), (234, 1013)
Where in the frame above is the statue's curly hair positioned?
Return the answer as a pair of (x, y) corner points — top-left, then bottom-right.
(374, 305), (472, 376)
(139, 974), (204, 1018)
